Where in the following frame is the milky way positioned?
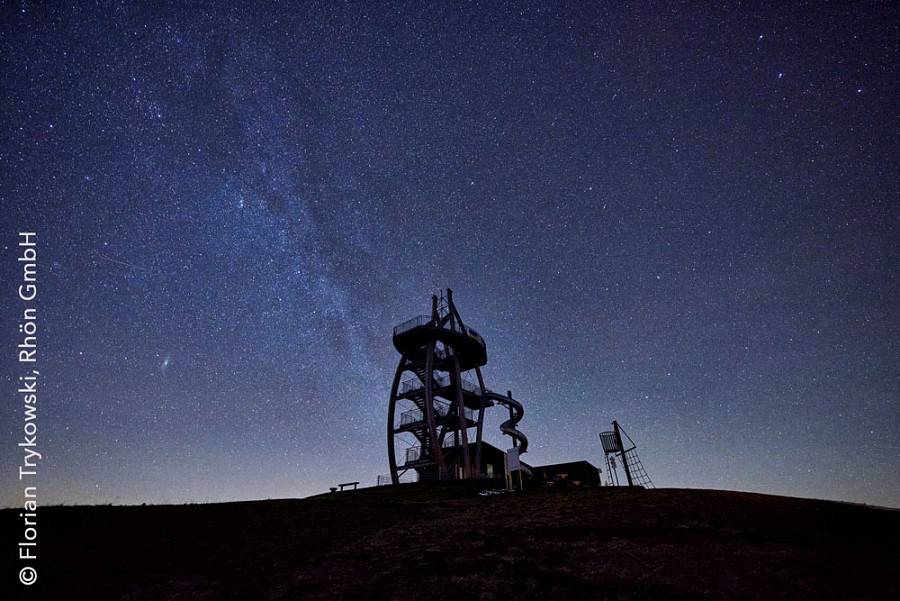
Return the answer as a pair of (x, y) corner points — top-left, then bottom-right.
(1, 2), (897, 507)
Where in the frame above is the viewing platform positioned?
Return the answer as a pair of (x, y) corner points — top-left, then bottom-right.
(392, 314), (487, 370)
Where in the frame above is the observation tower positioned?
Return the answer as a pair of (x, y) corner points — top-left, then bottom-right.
(387, 289), (528, 484)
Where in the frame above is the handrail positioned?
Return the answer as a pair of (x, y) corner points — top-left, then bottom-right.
(392, 315), (486, 349)
(460, 378), (480, 394)
(400, 408), (422, 426)
(377, 473), (416, 485)
(399, 402), (475, 426)
(393, 315), (432, 337)
(401, 375), (484, 395)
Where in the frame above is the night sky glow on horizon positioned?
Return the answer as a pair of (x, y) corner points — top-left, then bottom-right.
(1, 2), (897, 508)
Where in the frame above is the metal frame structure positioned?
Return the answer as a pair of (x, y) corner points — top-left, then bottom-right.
(387, 289), (528, 484)
(599, 420), (654, 488)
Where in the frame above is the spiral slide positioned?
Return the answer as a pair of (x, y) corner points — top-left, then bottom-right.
(485, 390), (531, 477)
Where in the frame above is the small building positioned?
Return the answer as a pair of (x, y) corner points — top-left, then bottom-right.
(418, 442), (532, 482)
(478, 442), (533, 481)
(531, 461), (601, 488)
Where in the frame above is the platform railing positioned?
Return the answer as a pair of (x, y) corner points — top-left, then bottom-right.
(400, 374), (447, 394)
(460, 378), (480, 395)
(393, 315), (432, 337)
(400, 408), (421, 426)
(377, 473), (417, 486)
(401, 374), (483, 395)
(442, 437), (465, 448)
(399, 403), (475, 426)
(393, 315), (485, 349)
(462, 325), (485, 348)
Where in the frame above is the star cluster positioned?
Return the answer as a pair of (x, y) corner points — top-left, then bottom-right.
(1, 2), (897, 507)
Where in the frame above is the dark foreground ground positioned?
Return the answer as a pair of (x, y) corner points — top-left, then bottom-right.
(1, 483), (898, 600)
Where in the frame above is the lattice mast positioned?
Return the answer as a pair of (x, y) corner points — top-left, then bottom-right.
(599, 420), (653, 488)
(613, 421), (634, 486)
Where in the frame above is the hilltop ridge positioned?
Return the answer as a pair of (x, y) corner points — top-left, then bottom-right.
(2, 484), (897, 600)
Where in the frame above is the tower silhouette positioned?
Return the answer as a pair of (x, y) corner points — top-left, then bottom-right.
(387, 289), (528, 484)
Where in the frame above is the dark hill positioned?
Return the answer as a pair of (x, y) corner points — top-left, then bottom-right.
(2, 483), (897, 600)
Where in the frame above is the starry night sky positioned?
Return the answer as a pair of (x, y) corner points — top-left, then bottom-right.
(1, 2), (897, 508)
